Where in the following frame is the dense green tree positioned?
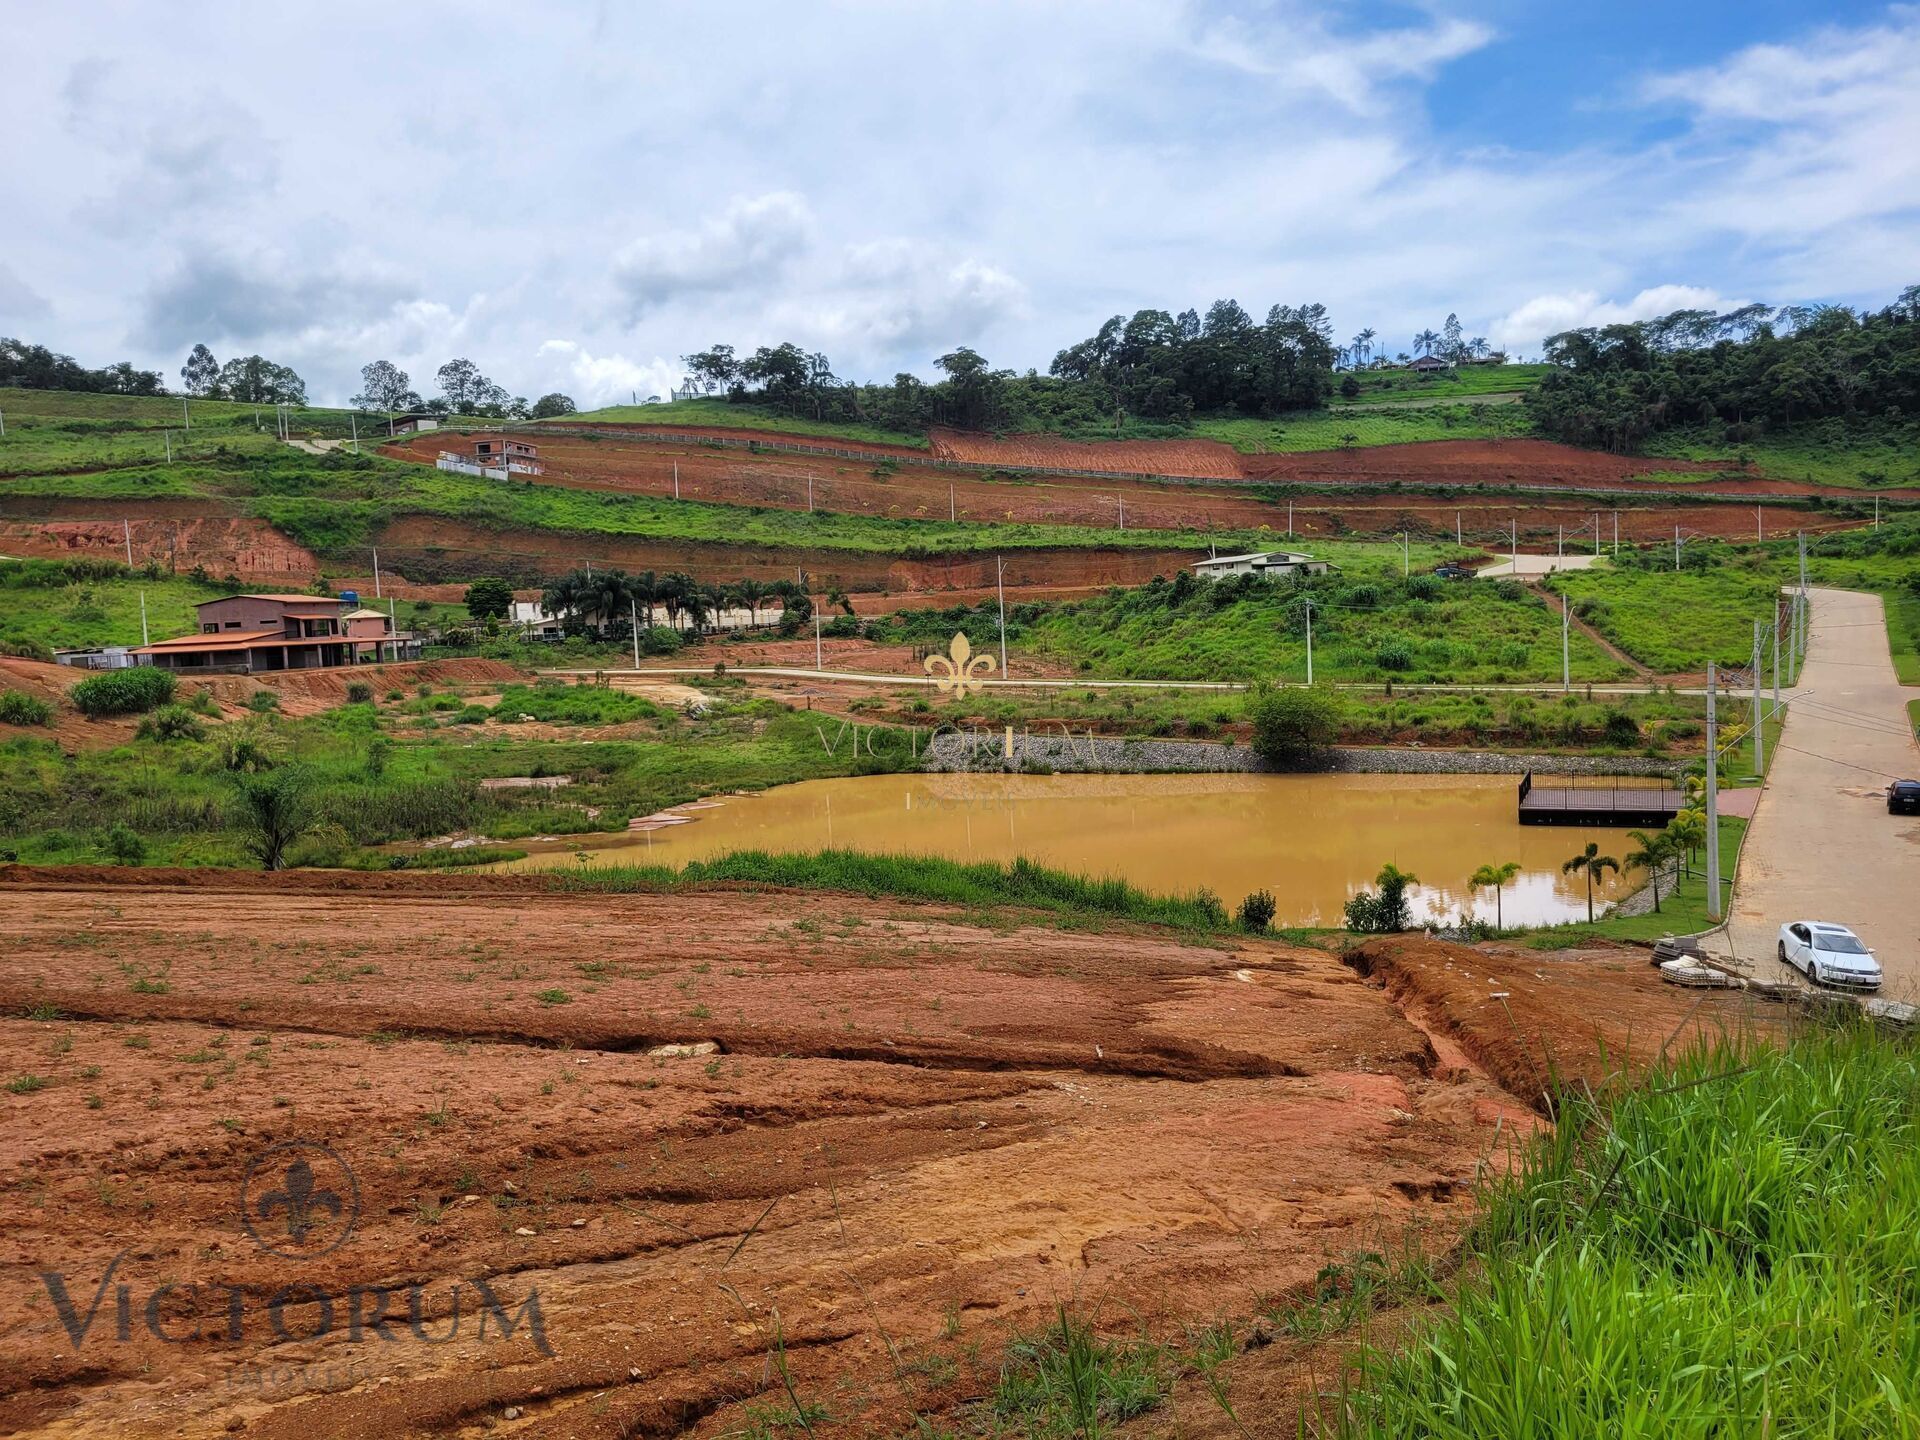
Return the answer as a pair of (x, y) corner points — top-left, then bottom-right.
(217, 355), (306, 404)
(463, 577), (514, 620)
(353, 359), (417, 412)
(180, 344), (220, 396)
(529, 392), (576, 418)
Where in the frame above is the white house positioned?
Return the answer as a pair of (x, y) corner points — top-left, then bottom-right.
(1191, 551), (1334, 581)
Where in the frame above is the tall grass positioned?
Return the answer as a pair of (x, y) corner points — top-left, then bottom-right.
(545, 848), (1233, 932)
(1338, 1022), (1920, 1437)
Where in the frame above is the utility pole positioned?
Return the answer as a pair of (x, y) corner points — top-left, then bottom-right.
(182, 397), (190, 430)
(1288, 500), (1294, 537)
(1674, 524), (1682, 571)
(807, 476), (814, 512)
(1797, 531), (1809, 669)
(1304, 599), (1314, 685)
(1613, 510), (1619, 556)
(1593, 513), (1601, 557)
(1561, 595), (1570, 692)
(139, 590), (149, 647)
(1401, 531), (1409, 577)
(1117, 494), (1126, 530)
(1756, 506), (1762, 543)
(1455, 511), (1461, 546)
(1772, 602), (1783, 713)
(1752, 619), (1765, 775)
(1557, 523), (1563, 561)
(996, 555), (1009, 679)
(350, 413), (358, 452)
(1510, 518), (1517, 571)
(813, 596), (823, 671)
(372, 546), (382, 599)
(630, 597), (641, 669)
(948, 481), (955, 522)
(164, 430), (172, 463)
(1875, 495), (1881, 529)
(1704, 677), (1727, 915)
(0, 406), (6, 436)
(123, 519), (134, 567)
(673, 461), (680, 499)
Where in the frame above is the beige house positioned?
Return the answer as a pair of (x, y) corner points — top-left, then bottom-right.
(1190, 551), (1333, 581)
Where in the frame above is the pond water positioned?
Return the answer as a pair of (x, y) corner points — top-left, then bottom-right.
(479, 772), (1648, 927)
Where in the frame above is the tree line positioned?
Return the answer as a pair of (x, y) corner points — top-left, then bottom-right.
(1526, 284), (1920, 452)
(680, 297), (1343, 435)
(1, 338), (168, 397)
(349, 357), (573, 421)
(528, 568), (813, 637)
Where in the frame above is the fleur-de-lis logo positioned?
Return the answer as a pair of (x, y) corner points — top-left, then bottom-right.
(259, 1158), (341, 1242)
(239, 1142), (359, 1259)
(924, 631), (996, 699)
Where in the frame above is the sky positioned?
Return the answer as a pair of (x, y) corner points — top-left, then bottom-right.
(4, 0), (1918, 408)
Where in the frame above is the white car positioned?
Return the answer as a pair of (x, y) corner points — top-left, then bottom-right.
(1777, 921), (1882, 990)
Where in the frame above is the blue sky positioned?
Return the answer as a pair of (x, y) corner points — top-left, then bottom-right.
(3, 1), (1916, 406)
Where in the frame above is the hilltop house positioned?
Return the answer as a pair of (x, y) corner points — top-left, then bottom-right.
(1407, 355), (1450, 373)
(133, 594), (419, 674)
(1191, 551), (1334, 581)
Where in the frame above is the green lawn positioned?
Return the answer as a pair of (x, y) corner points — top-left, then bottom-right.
(877, 562), (1634, 686)
(1546, 562), (1787, 673)
(1332, 362), (1552, 406)
(1646, 415), (1920, 489)
(558, 398), (929, 448)
(1193, 403), (1534, 453)
(0, 386), (491, 445)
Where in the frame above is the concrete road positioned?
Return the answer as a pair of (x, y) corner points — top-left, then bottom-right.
(1713, 587), (1920, 996)
(1476, 553), (1603, 579)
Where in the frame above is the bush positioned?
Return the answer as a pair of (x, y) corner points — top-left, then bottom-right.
(1374, 641), (1414, 672)
(0, 690), (53, 726)
(1248, 682), (1341, 765)
(1236, 889), (1277, 932)
(639, 626), (683, 657)
(135, 704), (206, 742)
(1602, 709), (1640, 746)
(246, 690), (280, 713)
(101, 823), (146, 866)
(0, 637), (55, 663)
(345, 681), (373, 704)
(1344, 863), (1419, 933)
(70, 667), (176, 717)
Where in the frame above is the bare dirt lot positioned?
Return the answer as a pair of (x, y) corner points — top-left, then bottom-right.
(0, 869), (1749, 1437)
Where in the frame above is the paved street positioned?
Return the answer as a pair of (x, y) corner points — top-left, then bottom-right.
(1713, 588), (1920, 997)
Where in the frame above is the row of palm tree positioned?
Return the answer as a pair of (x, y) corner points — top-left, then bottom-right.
(539, 567), (812, 636)
(1469, 802), (1714, 928)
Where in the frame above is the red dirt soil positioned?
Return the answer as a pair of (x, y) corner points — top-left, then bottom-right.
(930, 427), (1248, 479)
(0, 870), (1752, 1437)
(0, 515), (317, 581)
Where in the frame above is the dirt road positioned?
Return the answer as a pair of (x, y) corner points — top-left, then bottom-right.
(0, 869), (1741, 1437)
(1716, 588), (1920, 993)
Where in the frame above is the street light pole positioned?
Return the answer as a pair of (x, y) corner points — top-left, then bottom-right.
(1304, 599), (1314, 686)
(1752, 620), (1765, 775)
(996, 554), (1009, 679)
(1706, 662), (1723, 921)
(1561, 596), (1570, 692)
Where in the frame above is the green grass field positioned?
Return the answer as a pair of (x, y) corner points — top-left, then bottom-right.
(1193, 403), (1534, 453)
(1342, 1019), (1920, 1437)
(1646, 415), (1920, 489)
(558, 398), (929, 448)
(1332, 362), (1552, 406)
(0, 563), (233, 652)
(877, 562), (1634, 686)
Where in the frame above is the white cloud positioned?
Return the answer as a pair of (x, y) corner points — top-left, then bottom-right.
(536, 340), (682, 409)
(4, 3), (1917, 406)
(1489, 285), (1747, 356)
(612, 192), (813, 316)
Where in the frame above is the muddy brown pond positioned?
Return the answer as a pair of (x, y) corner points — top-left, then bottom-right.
(471, 772), (1651, 927)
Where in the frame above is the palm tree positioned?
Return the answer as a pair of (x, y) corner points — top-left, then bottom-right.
(1562, 842), (1621, 923)
(1468, 336), (1491, 360)
(1413, 328), (1441, 358)
(1624, 829), (1676, 913)
(1666, 809), (1707, 876)
(1469, 860), (1522, 929)
(1357, 327), (1376, 367)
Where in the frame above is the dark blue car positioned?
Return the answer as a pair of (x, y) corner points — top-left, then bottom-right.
(1889, 780), (1920, 815)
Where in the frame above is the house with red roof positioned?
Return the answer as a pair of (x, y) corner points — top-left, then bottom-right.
(133, 594), (418, 674)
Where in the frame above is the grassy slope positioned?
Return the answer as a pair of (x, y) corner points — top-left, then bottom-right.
(879, 560), (1634, 686)
(555, 399), (928, 448)
(1342, 1023), (1920, 1437)
(1193, 404), (1533, 453)
(1331, 362), (1552, 406)
(1646, 415), (1920, 489)
(0, 566), (233, 650)
(0, 387), (491, 442)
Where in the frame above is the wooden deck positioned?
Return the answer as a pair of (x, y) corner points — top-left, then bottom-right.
(1517, 771), (1684, 827)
